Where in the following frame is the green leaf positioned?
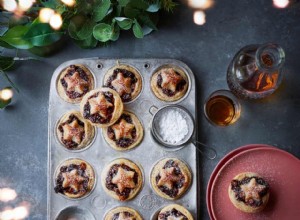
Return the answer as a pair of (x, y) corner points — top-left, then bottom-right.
(0, 71), (19, 92)
(114, 17), (133, 30)
(23, 23), (64, 47)
(68, 16), (95, 40)
(111, 24), (120, 41)
(124, 6), (140, 18)
(0, 26), (33, 49)
(92, 0), (111, 22)
(9, 16), (29, 28)
(118, 0), (130, 7)
(147, 3), (161, 12)
(74, 35), (98, 49)
(0, 56), (15, 71)
(139, 14), (158, 30)
(0, 40), (15, 49)
(93, 23), (113, 42)
(132, 20), (144, 38)
(129, 0), (149, 9)
(0, 98), (12, 109)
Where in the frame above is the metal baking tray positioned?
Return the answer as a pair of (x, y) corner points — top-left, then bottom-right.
(47, 58), (199, 219)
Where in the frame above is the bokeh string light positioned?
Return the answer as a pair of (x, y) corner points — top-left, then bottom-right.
(273, 0), (290, 8)
(187, 0), (214, 26)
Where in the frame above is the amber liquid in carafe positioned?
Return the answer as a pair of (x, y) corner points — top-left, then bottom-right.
(205, 95), (235, 126)
(240, 54), (279, 92)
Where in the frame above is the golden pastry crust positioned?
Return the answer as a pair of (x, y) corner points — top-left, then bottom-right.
(56, 110), (95, 150)
(102, 111), (143, 151)
(104, 206), (143, 220)
(101, 158), (143, 201)
(104, 64), (142, 103)
(54, 158), (95, 199)
(158, 204), (194, 220)
(80, 88), (123, 128)
(57, 64), (94, 103)
(151, 65), (189, 102)
(228, 172), (270, 213)
(151, 158), (192, 200)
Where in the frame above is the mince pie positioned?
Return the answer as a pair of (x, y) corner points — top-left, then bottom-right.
(151, 158), (192, 200)
(57, 64), (94, 103)
(151, 65), (189, 102)
(228, 172), (270, 213)
(103, 111), (143, 151)
(54, 158), (95, 199)
(158, 204), (194, 220)
(56, 111), (95, 150)
(104, 206), (142, 220)
(104, 64), (142, 103)
(101, 158), (143, 201)
(80, 88), (123, 128)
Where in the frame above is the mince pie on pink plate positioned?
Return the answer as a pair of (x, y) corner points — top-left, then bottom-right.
(80, 87), (123, 128)
(57, 64), (94, 103)
(151, 158), (192, 200)
(104, 64), (142, 103)
(228, 172), (270, 213)
(101, 158), (143, 201)
(151, 65), (189, 102)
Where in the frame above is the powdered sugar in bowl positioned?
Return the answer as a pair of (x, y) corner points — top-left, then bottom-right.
(149, 105), (217, 159)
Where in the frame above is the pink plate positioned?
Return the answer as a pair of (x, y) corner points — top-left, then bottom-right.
(206, 144), (275, 220)
(211, 147), (300, 220)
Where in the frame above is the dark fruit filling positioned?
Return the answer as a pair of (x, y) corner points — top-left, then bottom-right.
(61, 65), (90, 99)
(54, 162), (89, 195)
(105, 164), (138, 201)
(231, 176), (269, 207)
(112, 212), (133, 220)
(83, 92), (115, 124)
(58, 114), (85, 149)
(155, 160), (186, 198)
(107, 113), (137, 148)
(158, 208), (188, 220)
(157, 71), (186, 97)
(105, 68), (138, 102)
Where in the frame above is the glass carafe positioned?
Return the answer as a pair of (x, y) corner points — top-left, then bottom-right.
(227, 43), (285, 99)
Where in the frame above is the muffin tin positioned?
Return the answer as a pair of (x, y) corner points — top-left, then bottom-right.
(47, 59), (199, 219)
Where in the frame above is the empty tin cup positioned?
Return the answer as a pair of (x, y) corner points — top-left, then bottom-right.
(55, 206), (95, 220)
(149, 105), (217, 160)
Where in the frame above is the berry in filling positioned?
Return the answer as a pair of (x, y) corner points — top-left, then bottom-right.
(105, 68), (138, 102)
(83, 92), (115, 124)
(107, 113), (137, 148)
(54, 162), (90, 196)
(158, 208), (188, 220)
(60, 65), (91, 99)
(155, 160), (186, 198)
(58, 114), (85, 149)
(231, 176), (269, 207)
(105, 164), (138, 201)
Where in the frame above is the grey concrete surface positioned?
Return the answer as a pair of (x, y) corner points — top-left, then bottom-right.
(1, 1), (300, 219)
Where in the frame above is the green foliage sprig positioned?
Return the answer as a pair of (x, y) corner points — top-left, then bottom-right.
(0, 0), (176, 94)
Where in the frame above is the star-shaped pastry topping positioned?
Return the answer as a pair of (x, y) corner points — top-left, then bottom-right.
(112, 119), (135, 140)
(240, 178), (267, 202)
(111, 73), (132, 95)
(160, 68), (183, 92)
(88, 93), (113, 116)
(118, 212), (134, 220)
(64, 72), (89, 93)
(62, 169), (86, 192)
(167, 215), (185, 220)
(157, 167), (181, 189)
(62, 119), (85, 144)
(112, 167), (136, 193)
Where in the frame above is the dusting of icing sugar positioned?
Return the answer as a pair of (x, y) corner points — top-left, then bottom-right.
(157, 109), (189, 144)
